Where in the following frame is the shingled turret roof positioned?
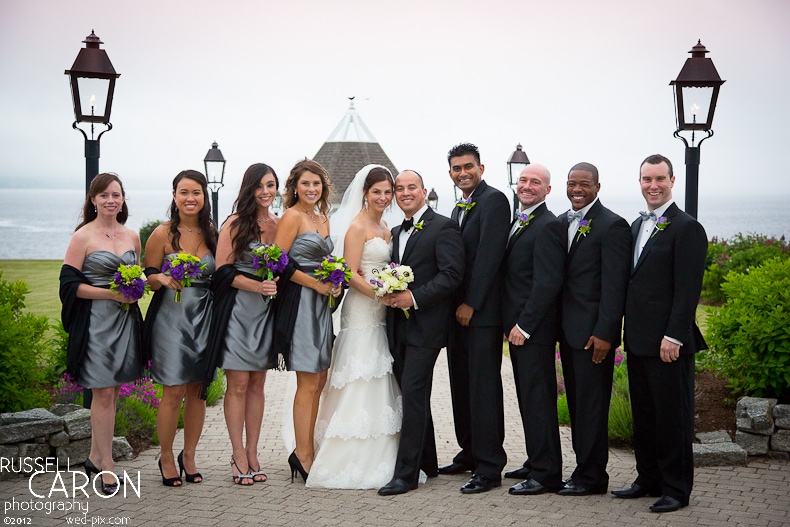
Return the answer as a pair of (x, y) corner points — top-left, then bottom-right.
(313, 99), (398, 204)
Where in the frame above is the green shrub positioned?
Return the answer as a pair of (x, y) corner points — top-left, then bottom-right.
(139, 220), (163, 260)
(557, 394), (570, 425)
(705, 257), (790, 398)
(702, 234), (788, 304)
(205, 369), (226, 406)
(0, 272), (51, 412)
(45, 322), (70, 383)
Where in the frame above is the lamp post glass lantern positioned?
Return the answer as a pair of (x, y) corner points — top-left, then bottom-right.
(65, 30), (120, 195)
(670, 40), (725, 219)
(204, 141), (226, 225)
(507, 144), (530, 217)
(427, 188), (439, 210)
(272, 190), (283, 216)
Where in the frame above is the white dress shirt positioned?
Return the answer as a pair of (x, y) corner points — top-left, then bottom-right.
(567, 197), (598, 251)
(398, 204), (428, 310)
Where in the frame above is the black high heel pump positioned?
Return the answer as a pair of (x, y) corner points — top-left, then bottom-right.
(84, 458), (120, 495)
(159, 458), (183, 487)
(288, 451), (308, 483)
(177, 450), (203, 483)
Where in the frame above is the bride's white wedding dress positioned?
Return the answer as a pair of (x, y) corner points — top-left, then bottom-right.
(306, 237), (403, 489)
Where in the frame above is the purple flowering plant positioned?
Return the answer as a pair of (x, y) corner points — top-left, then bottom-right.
(251, 244), (289, 299)
(110, 264), (149, 310)
(162, 252), (206, 302)
(456, 197), (476, 211)
(314, 254), (352, 308)
(370, 262), (415, 318)
(515, 212), (535, 234)
(575, 218), (592, 242)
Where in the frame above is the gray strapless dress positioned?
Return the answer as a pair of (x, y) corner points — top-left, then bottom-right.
(220, 243), (274, 371)
(289, 231), (334, 373)
(150, 253), (215, 385)
(78, 250), (143, 389)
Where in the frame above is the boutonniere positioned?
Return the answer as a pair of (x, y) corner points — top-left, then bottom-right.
(651, 216), (670, 238)
(515, 212), (534, 234)
(413, 220), (424, 231)
(456, 197), (476, 211)
(575, 218), (592, 242)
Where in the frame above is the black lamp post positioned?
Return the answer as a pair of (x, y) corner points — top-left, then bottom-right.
(272, 190), (284, 216)
(65, 30), (120, 196)
(507, 144), (530, 217)
(427, 188), (439, 210)
(670, 40), (725, 219)
(203, 142), (226, 225)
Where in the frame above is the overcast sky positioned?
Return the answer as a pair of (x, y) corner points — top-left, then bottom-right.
(1, 0), (788, 218)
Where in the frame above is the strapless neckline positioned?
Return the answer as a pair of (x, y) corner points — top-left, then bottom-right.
(87, 249), (136, 260)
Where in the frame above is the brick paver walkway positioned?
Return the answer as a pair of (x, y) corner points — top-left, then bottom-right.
(2, 351), (789, 526)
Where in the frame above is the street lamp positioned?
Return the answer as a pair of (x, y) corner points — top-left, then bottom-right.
(427, 188), (439, 210)
(670, 40), (725, 219)
(507, 144), (530, 217)
(272, 190), (284, 216)
(65, 30), (120, 195)
(203, 141), (226, 225)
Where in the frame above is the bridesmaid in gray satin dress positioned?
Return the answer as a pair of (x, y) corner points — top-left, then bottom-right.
(144, 170), (218, 487)
(62, 173), (142, 495)
(274, 159), (341, 482)
(215, 164), (280, 485)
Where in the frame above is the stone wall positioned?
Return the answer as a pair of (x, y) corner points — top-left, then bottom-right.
(0, 404), (132, 481)
(735, 397), (790, 457)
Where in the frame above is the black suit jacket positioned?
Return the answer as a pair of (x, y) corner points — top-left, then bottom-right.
(560, 200), (632, 349)
(387, 208), (464, 351)
(450, 180), (511, 327)
(501, 203), (565, 346)
(624, 203), (707, 356)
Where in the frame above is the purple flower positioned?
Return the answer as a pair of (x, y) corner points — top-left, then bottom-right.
(329, 269), (346, 285)
(113, 272), (123, 285)
(161, 260), (172, 273)
(169, 265), (185, 281)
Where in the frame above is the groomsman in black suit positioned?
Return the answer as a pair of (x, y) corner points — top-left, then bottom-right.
(501, 164), (566, 496)
(378, 170), (464, 496)
(441, 143), (511, 494)
(613, 154), (707, 513)
(558, 162), (631, 496)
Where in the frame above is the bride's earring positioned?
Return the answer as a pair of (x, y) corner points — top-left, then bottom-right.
(364, 198), (369, 212)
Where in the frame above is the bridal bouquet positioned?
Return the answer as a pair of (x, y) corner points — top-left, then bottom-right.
(161, 252), (206, 302)
(370, 262), (415, 318)
(314, 255), (352, 308)
(251, 243), (289, 299)
(110, 264), (149, 310)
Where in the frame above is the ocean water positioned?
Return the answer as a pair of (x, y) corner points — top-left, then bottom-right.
(0, 188), (787, 260)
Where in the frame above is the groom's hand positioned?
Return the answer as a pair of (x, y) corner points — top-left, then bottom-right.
(455, 303), (474, 327)
(387, 291), (414, 310)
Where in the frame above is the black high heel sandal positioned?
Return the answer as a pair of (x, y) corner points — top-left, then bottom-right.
(288, 451), (308, 483)
(158, 459), (183, 487)
(84, 459), (120, 495)
(177, 450), (203, 483)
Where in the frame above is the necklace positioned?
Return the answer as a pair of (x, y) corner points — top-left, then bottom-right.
(104, 230), (117, 239)
(299, 206), (319, 232)
(182, 225), (202, 235)
(257, 216), (271, 225)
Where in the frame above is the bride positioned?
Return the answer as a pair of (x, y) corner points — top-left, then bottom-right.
(305, 164), (403, 489)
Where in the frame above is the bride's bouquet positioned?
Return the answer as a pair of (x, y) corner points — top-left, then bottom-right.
(110, 264), (149, 310)
(161, 252), (206, 302)
(251, 244), (289, 299)
(370, 262), (415, 318)
(314, 255), (352, 308)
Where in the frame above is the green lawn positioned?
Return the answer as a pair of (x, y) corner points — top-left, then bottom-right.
(0, 260), (152, 324)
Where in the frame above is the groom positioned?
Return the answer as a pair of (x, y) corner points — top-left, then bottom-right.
(378, 169), (465, 496)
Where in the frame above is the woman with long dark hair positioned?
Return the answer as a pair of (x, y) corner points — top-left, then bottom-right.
(274, 159), (341, 483)
(60, 173), (142, 495)
(209, 163), (279, 485)
(143, 170), (218, 486)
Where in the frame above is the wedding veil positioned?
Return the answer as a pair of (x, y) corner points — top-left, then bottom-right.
(330, 163), (389, 258)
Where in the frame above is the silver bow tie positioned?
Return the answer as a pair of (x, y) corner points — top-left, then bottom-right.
(639, 211), (657, 222)
(567, 210), (583, 222)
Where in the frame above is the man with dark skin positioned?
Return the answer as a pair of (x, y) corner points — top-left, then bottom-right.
(557, 162), (631, 496)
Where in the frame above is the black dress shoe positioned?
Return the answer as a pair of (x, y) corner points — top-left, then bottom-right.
(556, 480), (607, 496)
(438, 462), (474, 475)
(460, 474), (501, 494)
(508, 478), (557, 495)
(504, 466), (531, 480)
(611, 482), (661, 499)
(650, 495), (687, 513)
(378, 478), (418, 496)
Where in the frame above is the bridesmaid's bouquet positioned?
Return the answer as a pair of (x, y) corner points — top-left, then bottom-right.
(161, 252), (207, 302)
(370, 262), (415, 318)
(251, 244), (289, 299)
(314, 255), (352, 308)
(110, 264), (149, 310)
